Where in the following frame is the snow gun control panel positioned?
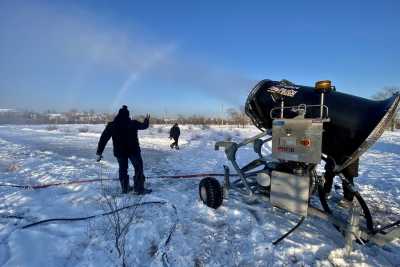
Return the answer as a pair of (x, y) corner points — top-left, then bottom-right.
(271, 119), (323, 164)
(270, 119), (324, 216)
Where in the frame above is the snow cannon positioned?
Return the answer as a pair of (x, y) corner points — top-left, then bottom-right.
(245, 79), (400, 170)
(199, 78), (400, 250)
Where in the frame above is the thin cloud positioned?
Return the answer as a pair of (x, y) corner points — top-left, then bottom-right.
(0, 1), (255, 112)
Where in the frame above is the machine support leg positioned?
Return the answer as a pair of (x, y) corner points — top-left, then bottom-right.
(223, 165), (230, 189)
(344, 201), (361, 255)
(223, 165), (230, 199)
(231, 160), (253, 196)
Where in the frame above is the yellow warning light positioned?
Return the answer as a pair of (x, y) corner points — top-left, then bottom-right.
(315, 80), (332, 92)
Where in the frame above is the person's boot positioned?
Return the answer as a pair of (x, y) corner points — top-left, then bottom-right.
(125, 175), (134, 192)
(139, 188), (152, 195)
(134, 188), (152, 195)
(133, 174), (152, 195)
(119, 179), (127, 194)
(126, 183), (134, 193)
(133, 173), (141, 193)
(122, 177), (130, 194)
(121, 185), (128, 194)
(119, 179), (124, 191)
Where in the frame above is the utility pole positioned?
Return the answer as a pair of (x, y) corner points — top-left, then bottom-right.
(221, 104), (224, 126)
(164, 108), (168, 124)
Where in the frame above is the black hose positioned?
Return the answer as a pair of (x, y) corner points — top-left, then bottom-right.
(21, 200), (179, 265)
(353, 191), (374, 233)
(0, 183), (29, 189)
(375, 220), (400, 234)
(318, 178), (374, 233)
(22, 201), (170, 229)
(0, 215), (25, 220)
(272, 216), (305, 245)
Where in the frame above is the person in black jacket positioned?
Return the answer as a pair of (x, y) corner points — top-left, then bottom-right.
(169, 123), (180, 150)
(96, 105), (151, 194)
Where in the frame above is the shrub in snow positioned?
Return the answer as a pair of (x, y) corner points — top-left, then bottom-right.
(191, 134), (202, 141)
(62, 127), (72, 133)
(96, 178), (138, 267)
(201, 124), (210, 130)
(46, 125), (58, 131)
(147, 240), (158, 258)
(6, 163), (20, 172)
(78, 127), (89, 133)
(224, 133), (232, 141)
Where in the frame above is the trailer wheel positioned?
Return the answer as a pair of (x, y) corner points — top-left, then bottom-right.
(199, 177), (223, 209)
(318, 182), (374, 233)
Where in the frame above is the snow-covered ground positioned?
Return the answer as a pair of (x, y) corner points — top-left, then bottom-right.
(0, 124), (399, 266)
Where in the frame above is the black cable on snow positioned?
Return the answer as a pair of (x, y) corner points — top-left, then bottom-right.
(0, 215), (25, 220)
(157, 204), (179, 267)
(20, 199), (179, 265)
(162, 253), (170, 267)
(0, 183), (28, 189)
(164, 222), (177, 246)
(375, 219), (400, 234)
(22, 201), (172, 229)
(272, 216), (305, 245)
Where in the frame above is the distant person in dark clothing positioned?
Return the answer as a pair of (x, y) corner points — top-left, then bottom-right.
(96, 105), (151, 194)
(169, 123), (180, 150)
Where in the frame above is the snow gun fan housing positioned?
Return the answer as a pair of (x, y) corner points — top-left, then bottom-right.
(245, 79), (400, 169)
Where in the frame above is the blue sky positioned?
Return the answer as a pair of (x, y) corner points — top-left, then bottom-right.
(0, 0), (399, 116)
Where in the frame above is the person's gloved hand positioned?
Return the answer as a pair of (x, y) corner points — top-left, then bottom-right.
(145, 114), (150, 120)
(96, 154), (103, 162)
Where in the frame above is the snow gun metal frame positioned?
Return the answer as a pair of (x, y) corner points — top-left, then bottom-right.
(199, 79), (400, 252)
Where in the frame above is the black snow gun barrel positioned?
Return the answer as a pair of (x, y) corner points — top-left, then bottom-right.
(245, 79), (400, 171)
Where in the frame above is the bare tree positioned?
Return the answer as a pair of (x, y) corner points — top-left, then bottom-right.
(97, 168), (140, 267)
(372, 86), (400, 131)
(227, 106), (249, 128)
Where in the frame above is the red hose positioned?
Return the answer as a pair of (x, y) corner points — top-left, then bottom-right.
(0, 172), (236, 190)
(157, 173), (234, 179)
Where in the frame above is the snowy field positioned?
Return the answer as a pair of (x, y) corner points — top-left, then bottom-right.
(0, 124), (399, 266)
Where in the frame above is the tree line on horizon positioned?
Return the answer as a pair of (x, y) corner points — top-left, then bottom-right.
(372, 86), (400, 131)
(0, 107), (251, 127)
(2, 87), (398, 129)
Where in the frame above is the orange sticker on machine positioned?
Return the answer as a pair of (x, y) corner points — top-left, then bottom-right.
(299, 138), (311, 147)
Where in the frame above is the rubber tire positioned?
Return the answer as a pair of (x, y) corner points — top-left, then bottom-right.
(318, 183), (374, 233)
(199, 177), (223, 209)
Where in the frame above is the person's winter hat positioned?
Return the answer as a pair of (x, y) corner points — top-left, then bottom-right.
(118, 105), (130, 118)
